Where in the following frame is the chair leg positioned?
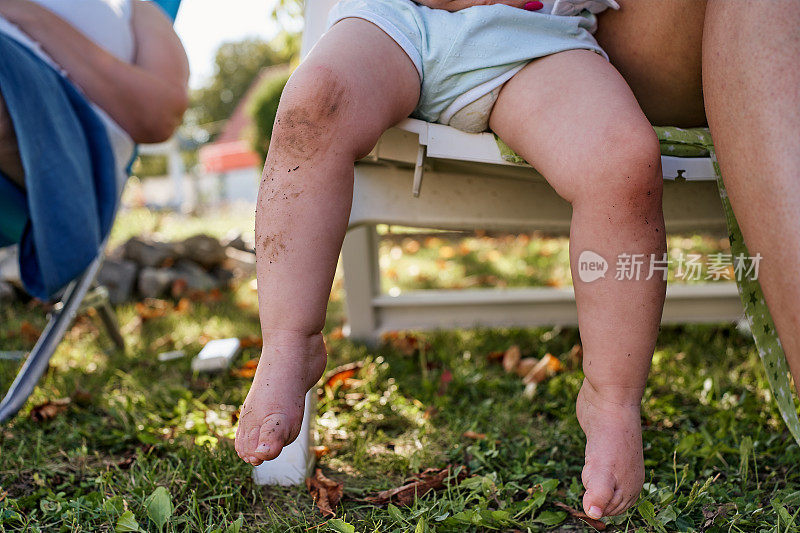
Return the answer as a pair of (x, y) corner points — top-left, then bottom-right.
(95, 299), (125, 351)
(342, 225), (381, 346)
(0, 254), (102, 423)
(75, 284), (125, 351)
(252, 389), (316, 486)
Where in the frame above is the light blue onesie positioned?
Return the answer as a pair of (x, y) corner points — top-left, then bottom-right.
(326, 0), (612, 132)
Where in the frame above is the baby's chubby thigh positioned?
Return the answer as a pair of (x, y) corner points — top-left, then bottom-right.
(489, 48), (662, 209)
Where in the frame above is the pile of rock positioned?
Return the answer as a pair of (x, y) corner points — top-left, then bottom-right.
(98, 233), (256, 304)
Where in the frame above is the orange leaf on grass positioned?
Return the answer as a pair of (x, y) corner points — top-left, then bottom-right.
(312, 445), (330, 459)
(174, 298), (192, 314)
(516, 357), (539, 378)
(463, 431), (487, 440)
(20, 321), (41, 343)
(30, 397), (71, 422)
(522, 354), (563, 385)
(135, 299), (170, 320)
(364, 466), (467, 507)
(553, 501), (606, 530)
(239, 336), (263, 349)
(306, 468), (344, 517)
(323, 362), (363, 389)
(502, 345), (521, 374)
(231, 358), (259, 378)
(381, 332), (429, 356)
(487, 350), (505, 363)
(327, 327), (345, 341)
(567, 344), (583, 367)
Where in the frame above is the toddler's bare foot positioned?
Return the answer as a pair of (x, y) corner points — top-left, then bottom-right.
(234, 331), (327, 466)
(576, 379), (644, 519)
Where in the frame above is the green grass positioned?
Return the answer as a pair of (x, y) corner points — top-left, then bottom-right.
(1, 209), (799, 532)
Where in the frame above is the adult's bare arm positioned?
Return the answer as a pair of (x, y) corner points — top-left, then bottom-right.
(413, 0), (529, 12)
(0, 0), (189, 143)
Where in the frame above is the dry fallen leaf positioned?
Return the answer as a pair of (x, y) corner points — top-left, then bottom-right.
(522, 354), (562, 385)
(174, 297), (192, 314)
(463, 431), (486, 440)
(437, 369), (453, 396)
(381, 332), (430, 356)
(135, 299), (170, 320)
(364, 466), (467, 506)
(502, 345), (521, 373)
(702, 503), (737, 530)
(515, 357), (539, 378)
(312, 445), (330, 459)
(306, 468), (343, 517)
(323, 362), (363, 389)
(327, 327), (345, 341)
(30, 397), (71, 422)
(553, 501), (606, 530)
(239, 336), (263, 349)
(20, 321), (42, 343)
(487, 350), (505, 363)
(568, 344), (583, 368)
(231, 358), (259, 378)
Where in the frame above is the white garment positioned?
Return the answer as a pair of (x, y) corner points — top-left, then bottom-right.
(0, 0), (137, 190)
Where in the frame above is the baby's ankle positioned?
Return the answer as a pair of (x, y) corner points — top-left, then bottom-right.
(579, 378), (644, 411)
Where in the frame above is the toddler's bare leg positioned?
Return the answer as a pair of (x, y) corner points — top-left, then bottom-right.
(0, 90), (24, 186)
(234, 18), (420, 465)
(490, 50), (665, 518)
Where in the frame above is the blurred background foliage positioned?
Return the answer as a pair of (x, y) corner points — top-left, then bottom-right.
(186, 34), (299, 140)
(247, 68), (292, 162)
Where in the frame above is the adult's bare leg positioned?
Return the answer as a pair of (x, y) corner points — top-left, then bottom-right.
(704, 0), (800, 391)
(0, 90), (24, 186)
(595, 0), (706, 127)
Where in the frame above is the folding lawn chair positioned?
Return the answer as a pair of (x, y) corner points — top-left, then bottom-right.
(252, 0), (748, 485)
(0, 0), (183, 424)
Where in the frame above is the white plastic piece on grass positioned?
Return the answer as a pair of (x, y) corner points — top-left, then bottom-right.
(252, 389), (316, 486)
(158, 350), (185, 362)
(191, 338), (240, 372)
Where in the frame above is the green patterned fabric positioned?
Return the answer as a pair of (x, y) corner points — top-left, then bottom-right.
(495, 126), (712, 164)
(495, 125), (800, 444)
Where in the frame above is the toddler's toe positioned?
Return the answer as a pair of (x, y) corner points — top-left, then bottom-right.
(250, 414), (293, 462)
(582, 465), (617, 519)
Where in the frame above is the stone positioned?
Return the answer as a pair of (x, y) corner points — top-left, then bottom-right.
(173, 259), (218, 291)
(223, 247), (256, 278)
(137, 267), (179, 299)
(96, 258), (138, 304)
(180, 234), (227, 269)
(122, 237), (175, 268)
(222, 231), (248, 252)
(0, 281), (15, 303)
(211, 267), (235, 287)
(0, 245), (21, 285)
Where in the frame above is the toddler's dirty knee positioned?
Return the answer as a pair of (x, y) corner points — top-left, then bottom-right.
(268, 65), (353, 160)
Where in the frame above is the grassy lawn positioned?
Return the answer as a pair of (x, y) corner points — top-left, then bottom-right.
(2, 208), (799, 532)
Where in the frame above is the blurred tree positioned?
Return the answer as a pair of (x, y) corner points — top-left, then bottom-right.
(247, 68), (292, 162)
(187, 35), (299, 139)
